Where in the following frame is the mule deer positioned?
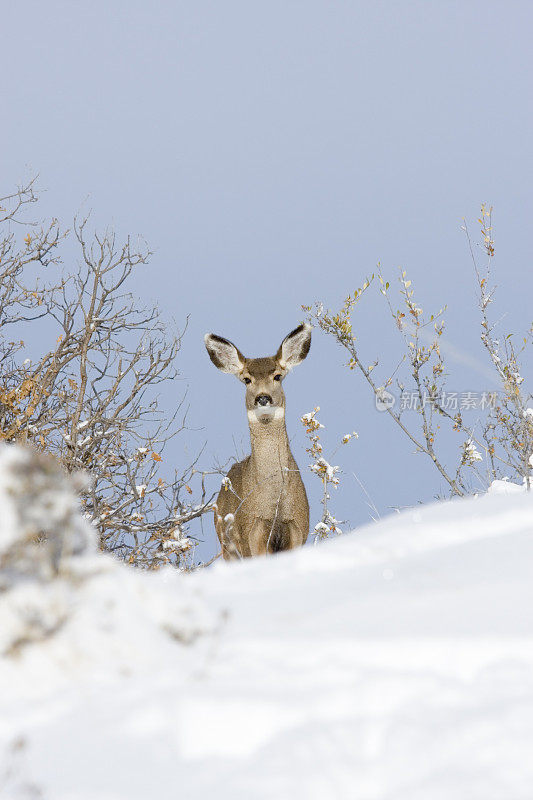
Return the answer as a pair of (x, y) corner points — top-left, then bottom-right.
(204, 324), (311, 560)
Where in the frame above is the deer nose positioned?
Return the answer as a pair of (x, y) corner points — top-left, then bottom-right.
(255, 394), (272, 406)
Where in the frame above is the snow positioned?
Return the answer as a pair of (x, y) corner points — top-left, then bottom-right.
(301, 409), (324, 428)
(489, 479), (525, 494)
(1, 444), (533, 799)
(342, 431), (358, 443)
(310, 456), (340, 483)
(488, 478), (530, 495)
(464, 438), (483, 463)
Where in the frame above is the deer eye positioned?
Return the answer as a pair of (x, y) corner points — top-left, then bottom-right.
(273, 374), (282, 381)
(243, 377), (252, 385)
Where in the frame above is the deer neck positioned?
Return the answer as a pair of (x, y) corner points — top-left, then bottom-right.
(247, 411), (291, 480)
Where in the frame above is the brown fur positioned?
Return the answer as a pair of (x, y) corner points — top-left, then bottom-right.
(205, 325), (311, 559)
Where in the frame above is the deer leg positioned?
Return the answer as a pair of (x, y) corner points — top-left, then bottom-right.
(248, 519), (270, 556)
(286, 520), (305, 550)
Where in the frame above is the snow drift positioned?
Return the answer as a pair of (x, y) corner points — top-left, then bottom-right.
(1, 444), (532, 799)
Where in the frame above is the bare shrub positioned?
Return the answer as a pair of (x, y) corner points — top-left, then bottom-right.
(304, 207), (532, 497)
(0, 178), (215, 568)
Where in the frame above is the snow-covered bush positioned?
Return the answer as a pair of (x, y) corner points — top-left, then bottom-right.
(0, 444), (96, 654)
(0, 444), (215, 658)
(304, 206), (532, 497)
(300, 407), (357, 542)
(0, 445), (93, 590)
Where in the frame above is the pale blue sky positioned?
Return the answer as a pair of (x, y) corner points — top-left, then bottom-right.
(2, 1), (532, 559)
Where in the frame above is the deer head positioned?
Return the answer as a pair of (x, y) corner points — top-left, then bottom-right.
(204, 323), (312, 424)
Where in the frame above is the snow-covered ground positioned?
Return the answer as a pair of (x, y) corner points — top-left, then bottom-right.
(1, 445), (533, 799)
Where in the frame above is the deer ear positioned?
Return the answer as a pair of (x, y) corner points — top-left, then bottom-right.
(204, 333), (245, 375)
(276, 323), (312, 371)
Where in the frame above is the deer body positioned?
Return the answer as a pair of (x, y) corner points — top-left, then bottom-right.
(204, 325), (311, 559)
